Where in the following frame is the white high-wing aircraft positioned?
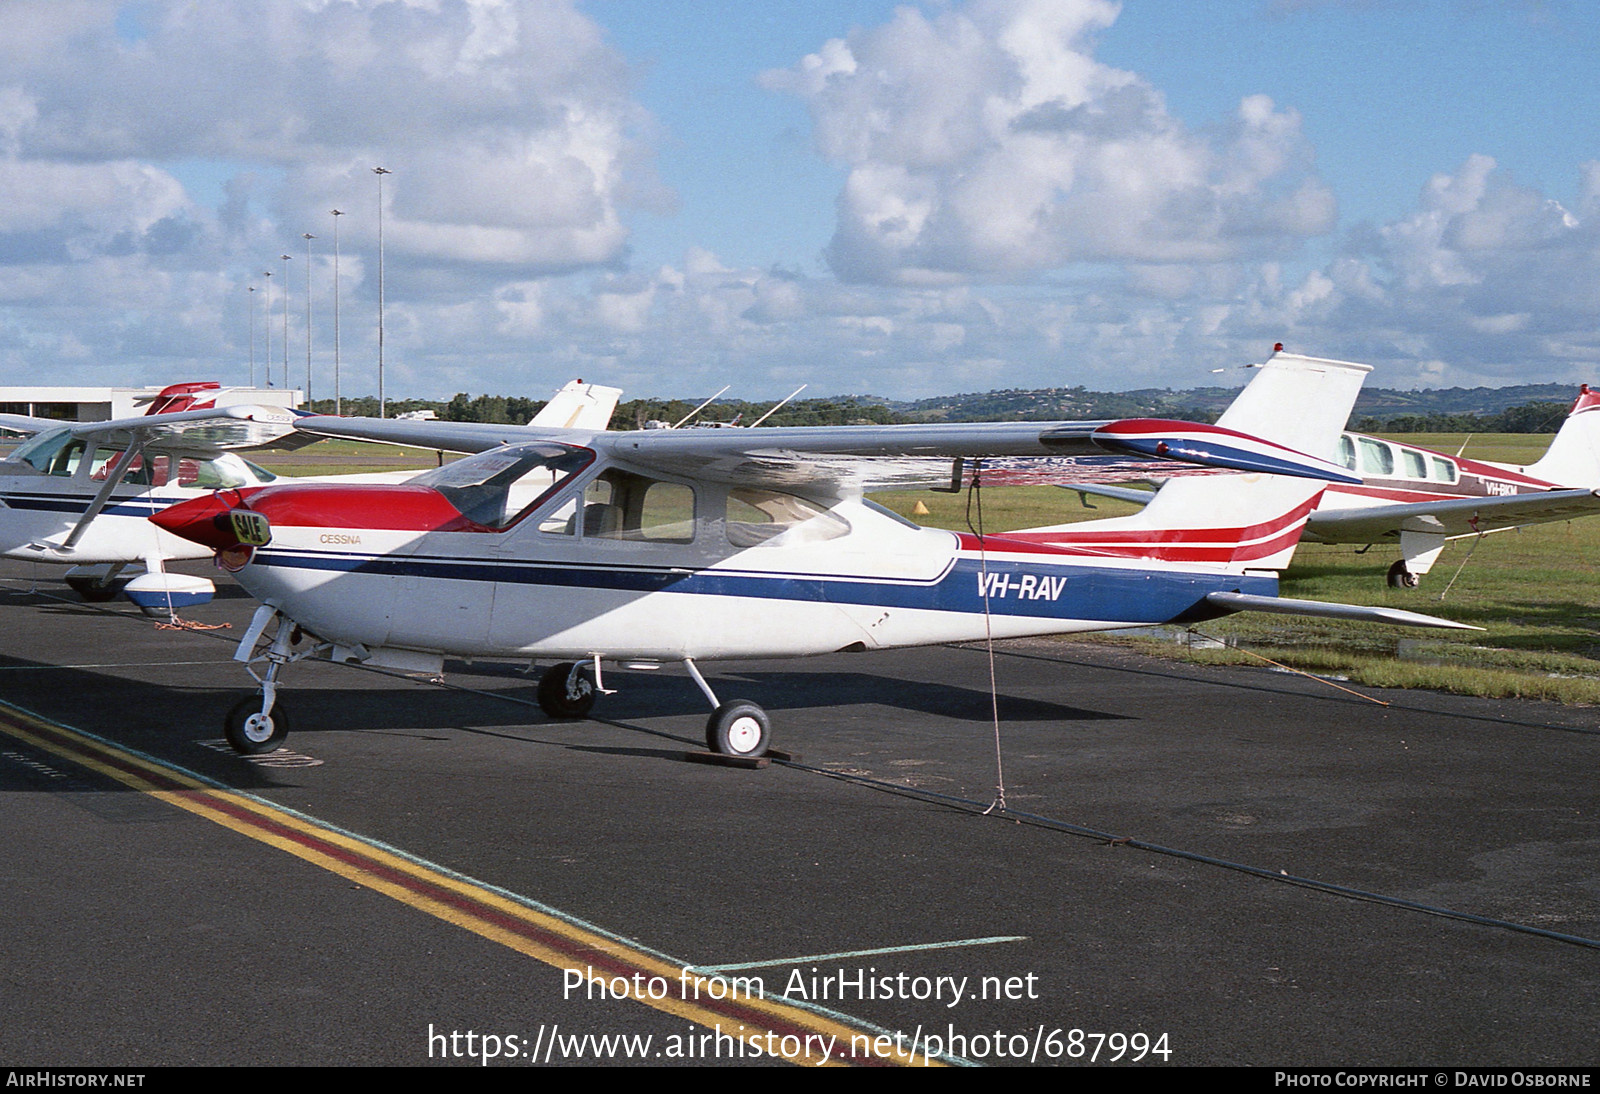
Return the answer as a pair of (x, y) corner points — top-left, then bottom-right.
(0, 379), (620, 610)
(1068, 384), (1600, 587)
(150, 351), (1475, 757)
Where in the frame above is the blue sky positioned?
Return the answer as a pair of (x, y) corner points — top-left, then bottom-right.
(1, 0), (1598, 401)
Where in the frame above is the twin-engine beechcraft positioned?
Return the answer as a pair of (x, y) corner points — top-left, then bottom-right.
(0, 379), (620, 612)
(1073, 383), (1600, 588)
(151, 351), (1475, 757)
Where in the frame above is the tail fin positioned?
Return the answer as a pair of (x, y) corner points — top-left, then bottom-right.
(1013, 350), (1371, 571)
(1214, 351), (1370, 463)
(529, 379), (622, 431)
(142, 382), (222, 415)
(1520, 385), (1600, 487)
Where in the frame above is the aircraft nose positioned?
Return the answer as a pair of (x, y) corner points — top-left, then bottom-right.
(151, 492), (271, 550)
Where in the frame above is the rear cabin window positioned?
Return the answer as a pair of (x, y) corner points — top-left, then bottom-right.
(1358, 437), (1394, 477)
(725, 488), (849, 547)
(1430, 456), (1457, 484)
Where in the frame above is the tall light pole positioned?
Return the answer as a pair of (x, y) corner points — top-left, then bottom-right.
(279, 253), (293, 394)
(330, 209), (343, 415)
(373, 166), (391, 418)
(263, 271), (273, 387)
(247, 285), (257, 387)
(302, 233), (316, 405)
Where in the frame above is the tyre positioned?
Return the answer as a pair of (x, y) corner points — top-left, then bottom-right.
(537, 662), (596, 719)
(225, 696), (289, 754)
(65, 576), (122, 602)
(1386, 560), (1419, 589)
(705, 700), (770, 757)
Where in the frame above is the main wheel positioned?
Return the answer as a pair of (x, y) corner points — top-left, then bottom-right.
(65, 575), (123, 602)
(706, 700), (770, 758)
(537, 662), (597, 719)
(1386, 560), (1420, 589)
(224, 696), (289, 754)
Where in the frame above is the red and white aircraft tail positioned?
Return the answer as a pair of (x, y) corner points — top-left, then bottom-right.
(1515, 384), (1600, 487)
(1011, 351), (1370, 572)
(139, 382), (223, 415)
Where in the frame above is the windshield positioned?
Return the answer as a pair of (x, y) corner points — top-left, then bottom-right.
(410, 443), (594, 530)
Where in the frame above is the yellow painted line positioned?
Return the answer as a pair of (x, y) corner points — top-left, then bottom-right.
(0, 700), (947, 1066)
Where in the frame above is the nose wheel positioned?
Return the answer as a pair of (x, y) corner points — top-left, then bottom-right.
(225, 696), (289, 754)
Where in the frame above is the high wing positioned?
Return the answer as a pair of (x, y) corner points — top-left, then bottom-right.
(293, 416), (1361, 494)
(0, 403), (312, 456)
(294, 351), (1368, 492)
(1306, 488), (1600, 542)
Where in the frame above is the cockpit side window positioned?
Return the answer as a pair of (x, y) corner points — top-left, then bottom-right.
(10, 430), (85, 476)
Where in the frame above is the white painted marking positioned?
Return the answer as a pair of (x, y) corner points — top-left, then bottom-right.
(686, 935), (1028, 974)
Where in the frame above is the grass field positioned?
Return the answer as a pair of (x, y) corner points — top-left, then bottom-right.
(276, 432), (1600, 704)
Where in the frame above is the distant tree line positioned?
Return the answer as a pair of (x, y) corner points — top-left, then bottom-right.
(305, 390), (1577, 434)
(1350, 402), (1573, 434)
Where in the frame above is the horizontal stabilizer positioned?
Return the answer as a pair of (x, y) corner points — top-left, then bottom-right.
(1308, 488), (1600, 542)
(1203, 591), (1480, 630)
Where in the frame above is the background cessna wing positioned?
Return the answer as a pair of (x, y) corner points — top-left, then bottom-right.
(152, 350), (1473, 759)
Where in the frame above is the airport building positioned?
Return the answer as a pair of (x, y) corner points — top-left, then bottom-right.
(0, 385), (302, 421)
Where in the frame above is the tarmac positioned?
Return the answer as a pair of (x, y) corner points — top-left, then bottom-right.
(0, 558), (1596, 1068)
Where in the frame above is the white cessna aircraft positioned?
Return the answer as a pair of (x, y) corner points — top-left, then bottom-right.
(150, 351), (1474, 757)
(0, 380), (619, 611)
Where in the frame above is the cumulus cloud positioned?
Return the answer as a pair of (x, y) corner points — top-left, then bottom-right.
(0, 0), (651, 386)
(764, 0), (1335, 284)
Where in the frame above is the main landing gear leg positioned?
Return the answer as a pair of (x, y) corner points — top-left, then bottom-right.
(685, 658), (772, 759)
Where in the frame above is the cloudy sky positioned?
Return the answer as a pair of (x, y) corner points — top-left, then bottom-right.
(2, 0), (1598, 401)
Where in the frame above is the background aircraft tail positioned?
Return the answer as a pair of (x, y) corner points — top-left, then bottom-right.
(530, 380), (622, 431)
(1519, 385), (1600, 487)
(141, 382), (222, 415)
(1011, 350), (1371, 571)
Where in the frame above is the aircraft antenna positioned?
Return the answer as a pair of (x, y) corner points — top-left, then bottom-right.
(749, 384), (808, 428)
(672, 385), (731, 429)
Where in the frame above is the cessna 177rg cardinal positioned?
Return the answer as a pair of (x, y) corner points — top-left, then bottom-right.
(152, 351), (1474, 757)
(0, 379), (620, 610)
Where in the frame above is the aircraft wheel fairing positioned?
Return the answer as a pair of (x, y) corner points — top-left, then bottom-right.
(1386, 561), (1420, 589)
(707, 701), (770, 758)
(225, 697), (289, 754)
(536, 662), (596, 719)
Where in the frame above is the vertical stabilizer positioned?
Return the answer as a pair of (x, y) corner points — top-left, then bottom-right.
(1214, 351), (1371, 463)
(1520, 385), (1600, 487)
(530, 380), (623, 431)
